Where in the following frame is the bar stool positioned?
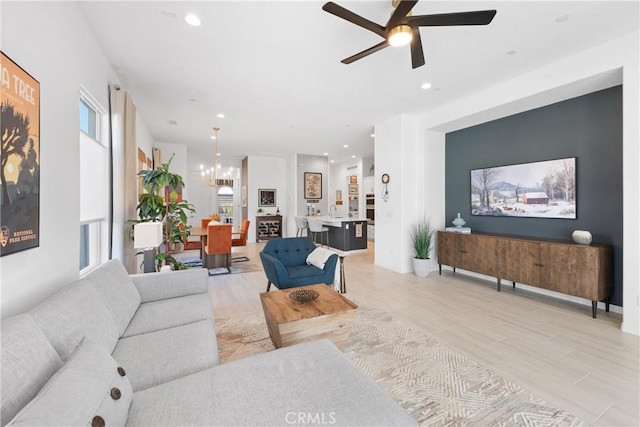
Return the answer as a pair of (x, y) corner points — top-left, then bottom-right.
(295, 217), (309, 237)
(308, 219), (329, 247)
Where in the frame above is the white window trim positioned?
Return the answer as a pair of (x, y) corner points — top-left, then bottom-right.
(79, 86), (110, 274)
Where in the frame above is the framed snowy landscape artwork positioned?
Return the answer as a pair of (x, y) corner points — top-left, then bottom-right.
(470, 157), (576, 219)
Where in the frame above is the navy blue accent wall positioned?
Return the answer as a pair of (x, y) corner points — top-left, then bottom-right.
(445, 86), (623, 306)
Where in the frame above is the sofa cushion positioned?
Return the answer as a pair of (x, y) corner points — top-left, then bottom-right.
(1, 315), (64, 425)
(6, 337), (133, 427)
(122, 293), (213, 338)
(127, 339), (415, 426)
(85, 259), (141, 335)
(112, 319), (219, 391)
(30, 279), (120, 361)
(129, 268), (209, 304)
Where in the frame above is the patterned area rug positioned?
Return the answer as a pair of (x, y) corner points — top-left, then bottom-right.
(216, 296), (585, 426)
(173, 254), (262, 275)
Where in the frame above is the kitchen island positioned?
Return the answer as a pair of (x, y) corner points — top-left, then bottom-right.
(310, 216), (368, 252)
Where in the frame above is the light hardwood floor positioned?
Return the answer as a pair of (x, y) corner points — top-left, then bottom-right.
(208, 242), (639, 426)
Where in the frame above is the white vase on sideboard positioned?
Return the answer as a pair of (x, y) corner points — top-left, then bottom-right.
(572, 230), (592, 245)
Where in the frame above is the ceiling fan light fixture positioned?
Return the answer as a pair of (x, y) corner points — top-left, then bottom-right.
(388, 25), (412, 47)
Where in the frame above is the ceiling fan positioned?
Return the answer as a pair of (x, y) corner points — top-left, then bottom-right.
(322, 0), (496, 69)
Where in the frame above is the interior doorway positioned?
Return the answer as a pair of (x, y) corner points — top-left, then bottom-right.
(217, 186), (233, 224)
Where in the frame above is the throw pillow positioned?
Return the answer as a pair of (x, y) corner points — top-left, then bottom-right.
(306, 247), (336, 269)
(7, 336), (132, 426)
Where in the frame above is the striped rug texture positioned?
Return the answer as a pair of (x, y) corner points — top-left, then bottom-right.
(216, 296), (585, 426)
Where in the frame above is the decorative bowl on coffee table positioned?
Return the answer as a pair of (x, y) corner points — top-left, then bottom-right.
(289, 289), (319, 303)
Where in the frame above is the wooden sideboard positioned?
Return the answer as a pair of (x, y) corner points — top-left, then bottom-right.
(256, 215), (282, 242)
(437, 231), (613, 318)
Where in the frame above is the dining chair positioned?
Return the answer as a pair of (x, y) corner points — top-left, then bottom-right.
(231, 220), (250, 262)
(179, 222), (202, 251)
(203, 223), (232, 274)
(201, 214), (221, 229)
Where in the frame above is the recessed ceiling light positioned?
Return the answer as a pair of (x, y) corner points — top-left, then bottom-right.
(323, 152), (328, 156)
(330, 160), (335, 163)
(216, 153), (221, 156)
(185, 14), (201, 26)
(421, 82), (432, 90)
(556, 14), (570, 23)
(210, 136), (216, 140)
(217, 113), (225, 118)
(370, 134), (375, 138)
(343, 144), (349, 148)
(351, 155), (356, 158)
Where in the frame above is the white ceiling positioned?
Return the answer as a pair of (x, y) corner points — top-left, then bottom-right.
(77, 1), (639, 166)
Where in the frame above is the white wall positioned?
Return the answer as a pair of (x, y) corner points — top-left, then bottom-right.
(185, 153), (242, 227)
(247, 156), (287, 242)
(0, 2), (120, 318)
(422, 131), (446, 267)
(374, 114), (423, 273)
(419, 32), (640, 336)
(296, 155), (329, 217)
(136, 112), (154, 159)
(284, 154), (297, 237)
(329, 159), (362, 218)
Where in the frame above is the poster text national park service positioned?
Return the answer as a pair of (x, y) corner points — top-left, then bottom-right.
(1, 52), (40, 256)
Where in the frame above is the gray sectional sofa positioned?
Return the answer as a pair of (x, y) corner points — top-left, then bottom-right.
(1, 259), (415, 426)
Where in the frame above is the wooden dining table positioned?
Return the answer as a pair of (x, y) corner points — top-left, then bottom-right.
(190, 226), (242, 261)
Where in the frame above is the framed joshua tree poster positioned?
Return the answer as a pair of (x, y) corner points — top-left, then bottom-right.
(1, 52), (40, 256)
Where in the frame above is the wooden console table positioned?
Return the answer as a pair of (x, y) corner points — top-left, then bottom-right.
(256, 215), (282, 242)
(437, 231), (613, 318)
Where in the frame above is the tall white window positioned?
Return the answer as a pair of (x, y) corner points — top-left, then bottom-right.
(79, 89), (109, 273)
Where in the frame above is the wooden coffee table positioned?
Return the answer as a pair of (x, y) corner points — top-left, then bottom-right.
(259, 284), (358, 351)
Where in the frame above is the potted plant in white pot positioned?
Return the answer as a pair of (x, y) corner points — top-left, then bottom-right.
(410, 218), (434, 278)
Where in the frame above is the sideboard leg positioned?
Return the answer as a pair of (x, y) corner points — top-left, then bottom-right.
(453, 267), (456, 274)
(591, 301), (597, 318)
(439, 264), (442, 275)
(605, 298), (610, 312)
(497, 278), (501, 292)
(512, 281), (516, 289)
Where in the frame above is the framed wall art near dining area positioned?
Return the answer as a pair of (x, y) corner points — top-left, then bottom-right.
(304, 172), (322, 199)
(258, 188), (276, 207)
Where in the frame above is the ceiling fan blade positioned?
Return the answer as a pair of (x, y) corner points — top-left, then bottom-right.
(410, 27), (425, 69)
(322, 2), (387, 38)
(341, 40), (390, 64)
(386, 0), (418, 29)
(407, 10), (497, 27)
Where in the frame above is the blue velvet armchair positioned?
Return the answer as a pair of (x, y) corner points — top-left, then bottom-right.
(259, 237), (338, 292)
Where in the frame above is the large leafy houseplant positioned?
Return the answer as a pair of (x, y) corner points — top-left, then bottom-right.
(135, 154), (195, 270)
(410, 218), (434, 277)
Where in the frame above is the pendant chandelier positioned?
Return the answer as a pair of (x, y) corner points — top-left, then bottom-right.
(199, 127), (233, 188)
